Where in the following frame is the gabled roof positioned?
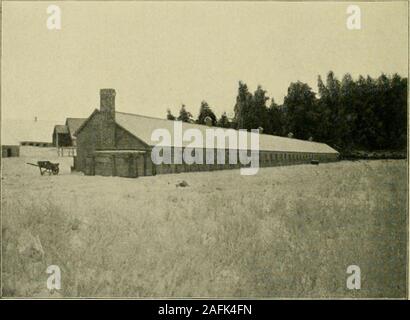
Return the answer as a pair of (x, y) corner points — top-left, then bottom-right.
(115, 112), (339, 154)
(65, 118), (86, 138)
(74, 109), (99, 136)
(53, 124), (69, 134)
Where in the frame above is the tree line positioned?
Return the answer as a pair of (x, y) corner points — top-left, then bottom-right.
(166, 71), (407, 152)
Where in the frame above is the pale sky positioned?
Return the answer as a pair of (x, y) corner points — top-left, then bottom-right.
(2, 1), (408, 124)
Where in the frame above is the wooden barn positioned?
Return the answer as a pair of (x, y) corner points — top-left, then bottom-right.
(74, 89), (339, 177)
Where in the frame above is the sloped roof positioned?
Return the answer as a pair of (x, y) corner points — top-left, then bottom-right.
(66, 118), (86, 138)
(54, 124), (69, 134)
(115, 112), (338, 154)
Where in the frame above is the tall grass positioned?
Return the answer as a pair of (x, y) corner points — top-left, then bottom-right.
(2, 159), (407, 298)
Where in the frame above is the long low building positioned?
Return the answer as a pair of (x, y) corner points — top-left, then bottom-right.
(74, 89), (339, 177)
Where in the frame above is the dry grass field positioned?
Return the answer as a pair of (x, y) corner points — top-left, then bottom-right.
(1, 147), (407, 298)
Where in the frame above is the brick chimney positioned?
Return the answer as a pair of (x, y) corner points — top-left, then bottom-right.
(100, 88), (116, 116)
(99, 88), (116, 149)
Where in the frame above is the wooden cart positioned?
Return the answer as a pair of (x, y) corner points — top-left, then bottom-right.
(27, 161), (60, 175)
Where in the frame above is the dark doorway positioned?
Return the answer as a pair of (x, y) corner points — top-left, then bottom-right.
(7, 148), (12, 157)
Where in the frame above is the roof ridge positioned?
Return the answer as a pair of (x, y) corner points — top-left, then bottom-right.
(116, 111), (171, 122)
(115, 111), (329, 146)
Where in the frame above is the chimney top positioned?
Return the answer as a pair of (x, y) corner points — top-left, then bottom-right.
(100, 88), (116, 96)
(100, 88), (116, 114)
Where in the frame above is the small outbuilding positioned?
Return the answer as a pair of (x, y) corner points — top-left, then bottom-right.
(52, 118), (86, 147)
(2, 145), (20, 157)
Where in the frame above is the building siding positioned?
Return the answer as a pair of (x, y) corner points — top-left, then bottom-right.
(115, 125), (147, 150)
(76, 112), (106, 172)
(75, 111), (149, 172)
(84, 148), (339, 178)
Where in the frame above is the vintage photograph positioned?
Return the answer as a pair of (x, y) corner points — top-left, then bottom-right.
(1, 1), (408, 299)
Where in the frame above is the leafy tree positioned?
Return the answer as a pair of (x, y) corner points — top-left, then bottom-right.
(323, 71), (342, 146)
(283, 81), (318, 140)
(233, 82), (270, 131)
(265, 98), (285, 136)
(388, 74), (407, 149)
(251, 85), (269, 130)
(316, 71), (407, 151)
(233, 81), (253, 130)
(338, 73), (356, 148)
(166, 72), (408, 153)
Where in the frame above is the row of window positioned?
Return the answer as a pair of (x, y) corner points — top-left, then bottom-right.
(260, 152), (319, 162)
(153, 149), (333, 164)
(20, 142), (51, 147)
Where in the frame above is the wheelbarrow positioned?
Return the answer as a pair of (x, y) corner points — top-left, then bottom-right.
(26, 161), (60, 175)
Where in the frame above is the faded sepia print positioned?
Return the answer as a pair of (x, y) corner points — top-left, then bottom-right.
(1, 1), (408, 299)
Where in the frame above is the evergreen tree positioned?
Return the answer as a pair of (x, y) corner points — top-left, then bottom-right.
(251, 85), (269, 130)
(197, 101), (217, 125)
(177, 104), (193, 123)
(217, 112), (231, 128)
(166, 108), (176, 120)
(233, 81), (253, 130)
